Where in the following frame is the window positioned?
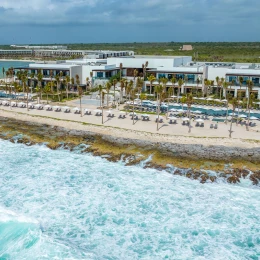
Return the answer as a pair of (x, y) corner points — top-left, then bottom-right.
(252, 77), (260, 86)
(97, 72), (103, 78)
(158, 74), (166, 79)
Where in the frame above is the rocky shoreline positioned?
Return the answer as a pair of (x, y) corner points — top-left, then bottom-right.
(0, 116), (259, 185)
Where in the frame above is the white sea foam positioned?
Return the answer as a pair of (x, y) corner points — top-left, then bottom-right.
(0, 139), (259, 259)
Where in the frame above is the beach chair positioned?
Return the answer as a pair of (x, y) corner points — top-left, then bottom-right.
(195, 122), (200, 127)
(214, 123), (218, 129)
(200, 123), (204, 127)
(210, 123), (214, 128)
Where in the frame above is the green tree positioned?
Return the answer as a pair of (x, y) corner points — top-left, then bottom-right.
(229, 98), (238, 138)
(177, 78), (184, 103)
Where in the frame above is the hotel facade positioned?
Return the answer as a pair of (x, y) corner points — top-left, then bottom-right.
(13, 53), (260, 99)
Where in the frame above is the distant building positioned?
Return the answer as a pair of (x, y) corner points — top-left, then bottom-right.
(181, 45), (193, 51)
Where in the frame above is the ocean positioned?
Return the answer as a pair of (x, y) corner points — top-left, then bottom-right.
(0, 139), (259, 259)
(0, 61), (32, 78)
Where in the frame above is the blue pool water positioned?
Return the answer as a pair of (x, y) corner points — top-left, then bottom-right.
(0, 139), (259, 259)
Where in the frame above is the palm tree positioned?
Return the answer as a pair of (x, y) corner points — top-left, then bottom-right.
(98, 84), (103, 108)
(13, 81), (19, 105)
(44, 82), (52, 104)
(119, 63), (123, 81)
(170, 76), (177, 96)
(147, 74), (156, 95)
(75, 74), (83, 117)
(177, 78), (184, 103)
(29, 72), (34, 95)
(136, 77), (144, 98)
(131, 87), (138, 125)
(229, 98), (238, 138)
(155, 84), (164, 131)
(246, 80), (254, 131)
(50, 70), (54, 93)
(64, 75), (70, 100)
(215, 76), (220, 96)
(112, 79), (117, 106)
(196, 77), (200, 96)
(105, 81), (112, 107)
(140, 92), (146, 111)
(133, 69), (138, 87)
(36, 70), (43, 102)
(21, 71), (29, 111)
(101, 91), (105, 124)
(120, 78), (125, 104)
(86, 77), (89, 91)
(186, 94), (193, 133)
(223, 81), (230, 124)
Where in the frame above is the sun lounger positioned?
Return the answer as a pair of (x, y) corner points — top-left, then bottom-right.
(195, 122), (200, 127)
(200, 123), (204, 127)
(210, 123), (214, 128)
(214, 123), (218, 129)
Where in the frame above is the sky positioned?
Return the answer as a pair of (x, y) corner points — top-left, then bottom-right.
(0, 0), (259, 44)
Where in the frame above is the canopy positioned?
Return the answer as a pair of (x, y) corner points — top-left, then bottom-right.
(168, 116), (177, 120)
(129, 112), (137, 116)
(193, 110), (202, 114)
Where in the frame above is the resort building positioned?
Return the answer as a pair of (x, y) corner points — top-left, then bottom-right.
(12, 53), (260, 99)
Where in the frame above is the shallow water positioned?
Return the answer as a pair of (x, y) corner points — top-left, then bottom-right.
(0, 61), (32, 78)
(0, 139), (259, 259)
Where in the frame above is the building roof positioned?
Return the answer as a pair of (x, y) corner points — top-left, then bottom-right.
(226, 69), (260, 76)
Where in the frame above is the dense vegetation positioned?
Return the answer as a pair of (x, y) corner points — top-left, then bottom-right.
(67, 42), (260, 63)
(1, 42), (260, 63)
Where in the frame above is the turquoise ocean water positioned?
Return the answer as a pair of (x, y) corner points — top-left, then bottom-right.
(0, 139), (259, 259)
(0, 61), (32, 78)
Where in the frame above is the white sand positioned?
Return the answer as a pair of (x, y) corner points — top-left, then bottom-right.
(0, 102), (259, 149)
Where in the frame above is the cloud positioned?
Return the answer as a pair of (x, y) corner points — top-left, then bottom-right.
(0, 0), (259, 43)
(0, 0), (259, 26)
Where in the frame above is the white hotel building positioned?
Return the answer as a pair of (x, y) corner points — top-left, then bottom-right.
(14, 54), (260, 99)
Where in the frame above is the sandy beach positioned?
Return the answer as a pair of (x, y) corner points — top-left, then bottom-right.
(0, 102), (259, 149)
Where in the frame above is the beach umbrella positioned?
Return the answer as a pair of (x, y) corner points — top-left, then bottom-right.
(169, 108), (177, 112)
(73, 107), (80, 111)
(44, 105), (52, 109)
(53, 106), (61, 110)
(193, 110), (202, 114)
(170, 95), (177, 98)
(195, 119), (204, 122)
(168, 116), (177, 120)
(141, 114), (149, 117)
(238, 114), (247, 118)
(222, 99), (228, 102)
(18, 102), (26, 107)
(119, 111), (126, 114)
(129, 112), (137, 116)
(198, 97), (206, 100)
(94, 109), (102, 113)
(250, 116), (258, 120)
(156, 115), (164, 120)
(206, 98), (214, 101)
(182, 117), (190, 121)
(35, 104), (43, 109)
